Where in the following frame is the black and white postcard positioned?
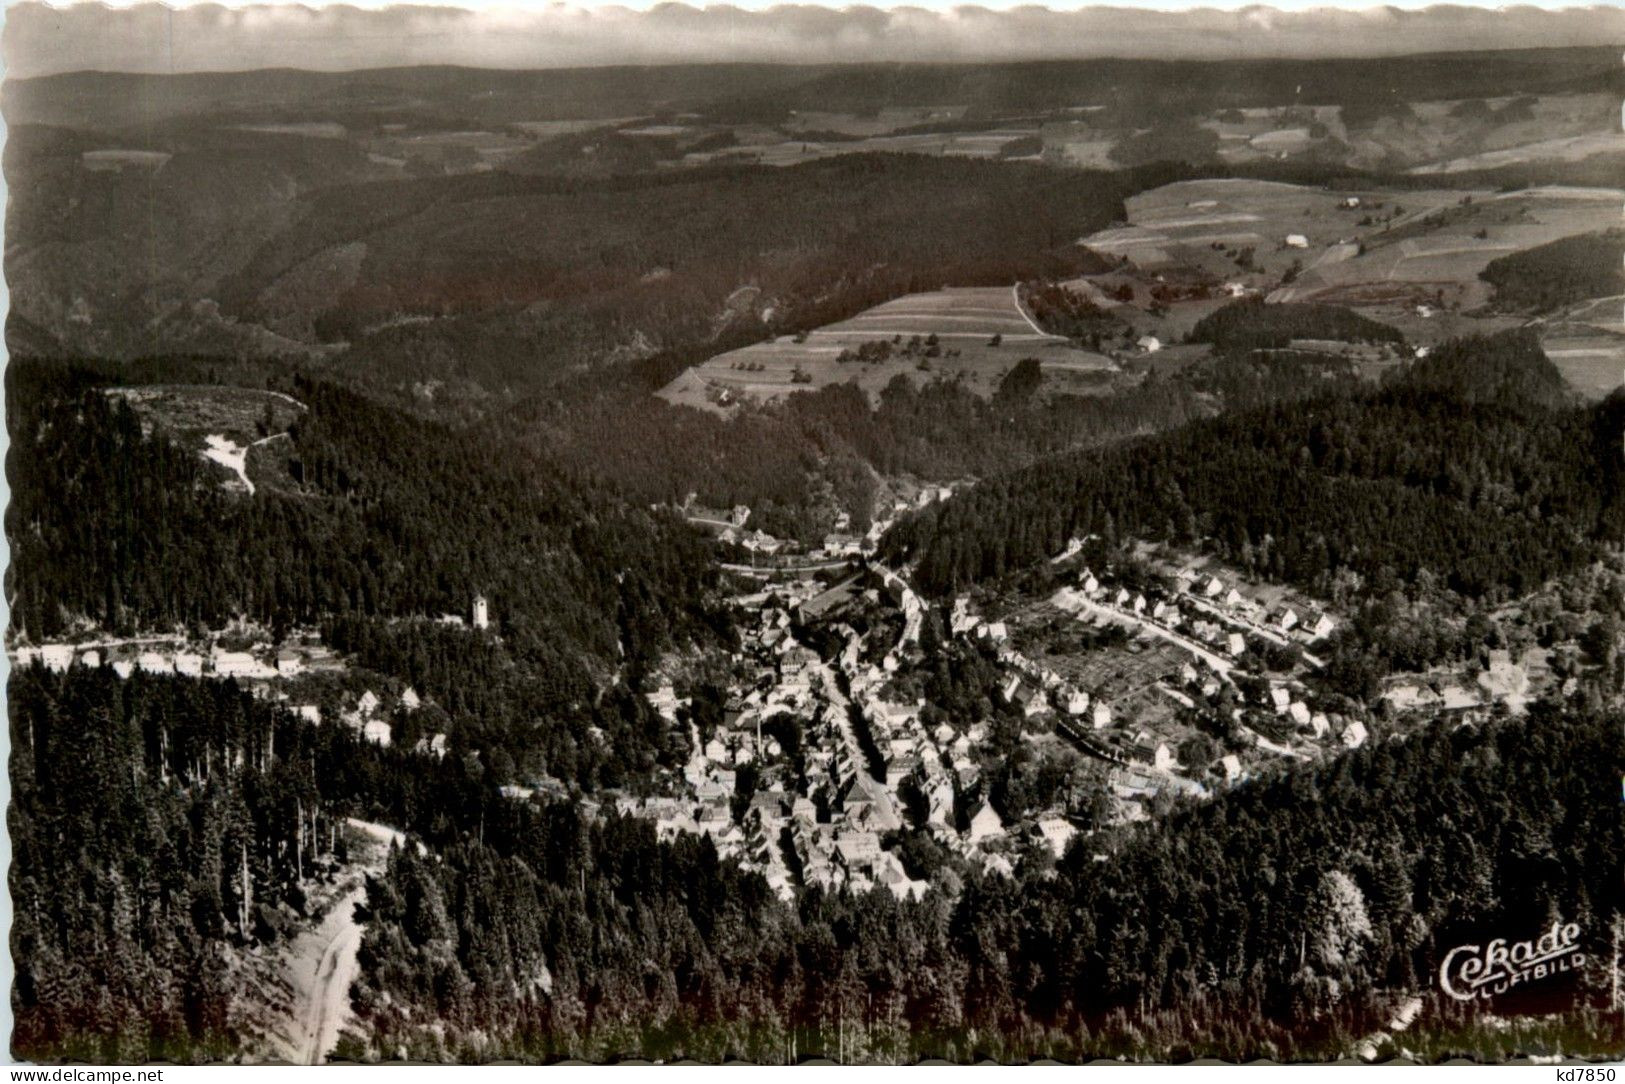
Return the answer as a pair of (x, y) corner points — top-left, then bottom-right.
(3, 0), (1623, 1067)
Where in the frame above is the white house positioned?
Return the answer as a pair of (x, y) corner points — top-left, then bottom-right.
(1002, 675), (1022, 703)
(1341, 720), (1369, 749)
(213, 650), (276, 680)
(968, 802), (1005, 844)
(1153, 743), (1178, 772)
(1285, 234), (1309, 248)
(834, 830), (881, 870)
(1035, 817), (1077, 858)
(1091, 701), (1113, 730)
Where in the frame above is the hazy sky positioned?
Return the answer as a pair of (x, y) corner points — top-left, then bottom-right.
(5, 3), (1622, 79)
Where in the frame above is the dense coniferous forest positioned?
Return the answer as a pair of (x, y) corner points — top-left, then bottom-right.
(13, 639), (1623, 1064)
(5, 362), (727, 780)
(6, 362), (720, 653)
(1394, 329), (1575, 409)
(339, 698), (1623, 1063)
(9, 669), (360, 1061)
(883, 333), (1625, 603)
(9, 38), (1625, 1069)
(518, 343), (1385, 541)
(1479, 230), (1625, 314)
(226, 155), (1176, 403)
(1187, 298), (1406, 352)
(321, 614), (696, 789)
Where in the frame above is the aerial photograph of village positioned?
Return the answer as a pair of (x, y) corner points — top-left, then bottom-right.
(2, 0), (1623, 1070)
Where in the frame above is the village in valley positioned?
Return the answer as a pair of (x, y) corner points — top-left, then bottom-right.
(12, 454), (1608, 914)
(607, 495), (1590, 905)
(11, 473), (1604, 910)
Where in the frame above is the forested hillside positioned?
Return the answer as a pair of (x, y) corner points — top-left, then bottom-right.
(6, 148), (1175, 395)
(519, 370), (1210, 539)
(1188, 297), (1405, 352)
(519, 323), (1400, 542)
(1395, 328), (1574, 409)
(7, 363), (717, 647)
(6, 363), (724, 783)
(9, 669), (364, 1061)
(1479, 229), (1625, 314)
(882, 334), (1625, 601)
(342, 699), (1622, 1062)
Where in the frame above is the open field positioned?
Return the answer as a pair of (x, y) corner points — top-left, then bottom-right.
(780, 106), (971, 139)
(1082, 177), (1402, 282)
(1563, 294), (1625, 335)
(688, 127), (1041, 168)
(81, 148), (172, 172)
(1274, 188), (1623, 315)
(1540, 326), (1625, 400)
(107, 384), (306, 442)
(1085, 179), (1622, 300)
(1077, 177), (1624, 399)
(658, 285), (1117, 412)
(1411, 132), (1625, 174)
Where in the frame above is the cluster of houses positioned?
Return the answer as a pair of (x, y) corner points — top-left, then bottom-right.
(1066, 565), (1337, 656)
(11, 636), (437, 754)
(14, 641), (320, 681)
(940, 560), (1372, 819)
(334, 686), (427, 748)
(610, 574), (1085, 899)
